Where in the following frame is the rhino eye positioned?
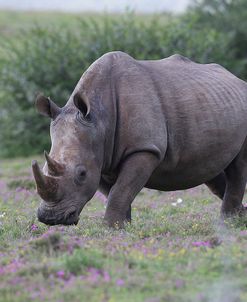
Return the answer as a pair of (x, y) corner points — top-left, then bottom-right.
(74, 165), (87, 185)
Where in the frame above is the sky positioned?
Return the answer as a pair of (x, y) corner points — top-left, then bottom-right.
(0, 0), (190, 13)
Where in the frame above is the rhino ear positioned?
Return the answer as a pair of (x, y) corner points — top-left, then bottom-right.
(73, 91), (90, 117)
(35, 94), (61, 120)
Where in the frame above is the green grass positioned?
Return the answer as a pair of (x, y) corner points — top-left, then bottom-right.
(1, 156), (247, 302)
(1, 8), (247, 301)
(0, 10), (92, 37)
(0, 10), (170, 39)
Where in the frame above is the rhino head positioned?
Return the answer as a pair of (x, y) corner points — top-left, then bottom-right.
(32, 92), (104, 225)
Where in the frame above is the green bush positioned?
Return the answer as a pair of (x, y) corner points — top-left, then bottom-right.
(187, 0), (247, 78)
(0, 7), (245, 157)
(0, 26), (89, 157)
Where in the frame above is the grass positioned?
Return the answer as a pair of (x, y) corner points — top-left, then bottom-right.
(1, 156), (247, 302)
(0, 10), (170, 39)
(0, 8), (247, 301)
(0, 10), (91, 37)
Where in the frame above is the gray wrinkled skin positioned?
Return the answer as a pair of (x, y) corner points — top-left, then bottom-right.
(32, 51), (247, 227)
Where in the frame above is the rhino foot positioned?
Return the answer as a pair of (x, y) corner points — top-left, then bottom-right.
(103, 217), (128, 229)
(221, 204), (247, 219)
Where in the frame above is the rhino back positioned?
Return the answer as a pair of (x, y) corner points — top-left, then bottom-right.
(139, 55), (247, 189)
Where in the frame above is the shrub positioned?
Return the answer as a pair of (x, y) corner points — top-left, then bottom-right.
(0, 9), (242, 157)
(0, 26), (89, 157)
(187, 0), (247, 79)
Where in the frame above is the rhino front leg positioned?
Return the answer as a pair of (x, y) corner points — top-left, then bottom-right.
(99, 177), (132, 222)
(104, 152), (160, 228)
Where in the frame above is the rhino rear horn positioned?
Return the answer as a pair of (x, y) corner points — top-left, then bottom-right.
(44, 151), (65, 176)
(32, 160), (58, 202)
(35, 94), (61, 120)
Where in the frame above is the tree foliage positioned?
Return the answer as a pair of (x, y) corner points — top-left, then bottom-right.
(0, 2), (246, 157)
(188, 0), (247, 77)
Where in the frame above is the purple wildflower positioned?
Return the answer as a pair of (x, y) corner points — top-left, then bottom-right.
(192, 241), (211, 247)
(103, 271), (111, 283)
(31, 224), (38, 231)
(116, 279), (125, 286)
(175, 279), (185, 288)
(56, 270), (65, 279)
(0, 267), (4, 275)
(87, 268), (101, 283)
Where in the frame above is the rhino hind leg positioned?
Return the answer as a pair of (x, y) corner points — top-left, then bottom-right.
(205, 172), (226, 200)
(221, 140), (247, 216)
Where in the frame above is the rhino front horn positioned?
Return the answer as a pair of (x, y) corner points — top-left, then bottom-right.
(32, 160), (58, 202)
(44, 151), (64, 176)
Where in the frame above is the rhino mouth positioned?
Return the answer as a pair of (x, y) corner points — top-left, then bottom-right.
(32, 154), (82, 226)
(37, 206), (79, 226)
